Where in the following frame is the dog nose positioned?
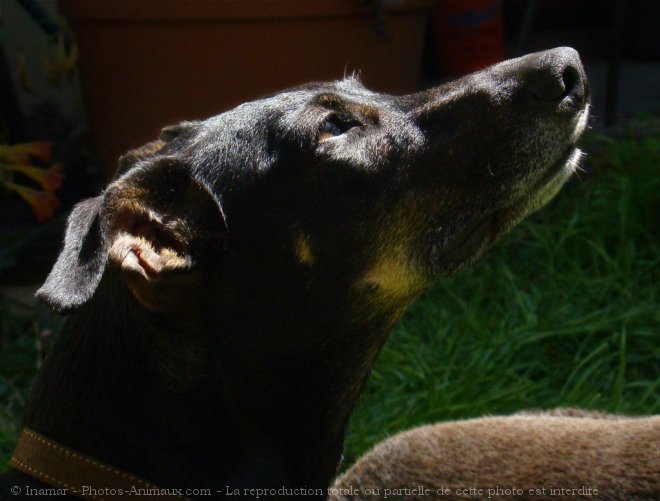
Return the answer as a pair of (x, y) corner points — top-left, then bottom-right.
(524, 47), (588, 108)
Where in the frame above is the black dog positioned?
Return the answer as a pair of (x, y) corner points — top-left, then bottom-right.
(2, 47), (588, 499)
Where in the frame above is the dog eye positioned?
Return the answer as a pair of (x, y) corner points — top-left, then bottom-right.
(318, 117), (356, 142)
(322, 119), (343, 136)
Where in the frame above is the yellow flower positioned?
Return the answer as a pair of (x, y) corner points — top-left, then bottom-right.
(5, 163), (63, 192)
(0, 142), (52, 164)
(4, 182), (60, 222)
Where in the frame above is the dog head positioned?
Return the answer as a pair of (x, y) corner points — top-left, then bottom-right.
(38, 47), (588, 329)
(31, 47), (589, 490)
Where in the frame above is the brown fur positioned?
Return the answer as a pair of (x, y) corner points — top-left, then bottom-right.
(331, 410), (659, 500)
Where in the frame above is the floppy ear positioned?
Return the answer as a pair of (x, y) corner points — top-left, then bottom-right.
(116, 140), (165, 177)
(37, 157), (227, 314)
(36, 196), (109, 313)
(104, 158), (227, 313)
(115, 121), (201, 177)
(158, 121), (201, 142)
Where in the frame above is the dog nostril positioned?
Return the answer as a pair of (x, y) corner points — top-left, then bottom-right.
(561, 65), (579, 100)
(530, 64), (585, 105)
(530, 72), (565, 102)
(521, 47), (588, 108)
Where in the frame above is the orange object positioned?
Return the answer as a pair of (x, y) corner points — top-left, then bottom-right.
(0, 142), (52, 164)
(60, 0), (434, 180)
(6, 163), (63, 192)
(5, 182), (60, 222)
(433, 0), (506, 77)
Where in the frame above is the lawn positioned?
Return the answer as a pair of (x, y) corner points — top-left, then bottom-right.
(1, 128), (658, 472)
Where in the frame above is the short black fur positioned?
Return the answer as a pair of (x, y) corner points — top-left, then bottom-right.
(1, 48), (589, 499)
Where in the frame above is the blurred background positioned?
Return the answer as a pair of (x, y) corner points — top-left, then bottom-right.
(0, 0), (658, 470)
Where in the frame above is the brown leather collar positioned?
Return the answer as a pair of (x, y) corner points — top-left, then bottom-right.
(11, 428), (190, 500)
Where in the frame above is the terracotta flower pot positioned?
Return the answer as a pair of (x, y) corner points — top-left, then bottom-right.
(59, 0), (434, 179)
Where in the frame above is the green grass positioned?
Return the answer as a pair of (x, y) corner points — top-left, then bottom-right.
(342, 130), (660, 467)
(1, 130), (658, 473)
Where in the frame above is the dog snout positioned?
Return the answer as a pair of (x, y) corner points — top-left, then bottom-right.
(522, 47), (589, 110)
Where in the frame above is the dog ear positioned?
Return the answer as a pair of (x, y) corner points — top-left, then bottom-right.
(115, 121), (201, 177)
(116, 140), (166, 177)
(158, 121), (201, 142)
(36, 196), (109, 313)
(105, 158), (227, 313)
(37, 157), (226, 314)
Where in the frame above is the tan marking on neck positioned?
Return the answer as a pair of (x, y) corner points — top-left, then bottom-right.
(361, 253), (421, 298)
(356, 238), (427, 312)
(354, 196), (431, 308)
(293, 231), (315, 266)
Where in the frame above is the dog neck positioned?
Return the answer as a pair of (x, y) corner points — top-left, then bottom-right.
(21, 276), (401, 495)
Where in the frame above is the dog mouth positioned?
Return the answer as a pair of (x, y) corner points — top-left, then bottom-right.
(428, 103), (589, 276)
(534, 143), (581, 187)
(429, 144), (582, 274)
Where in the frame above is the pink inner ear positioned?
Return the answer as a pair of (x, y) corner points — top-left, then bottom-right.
(131, 245), (159, 278)
(109, 232), (186, 281)
(110, 233), (198, 314)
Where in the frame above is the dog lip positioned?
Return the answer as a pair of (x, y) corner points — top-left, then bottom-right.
(430, 214), (493, 268)
(538, 143), (578, 186)
(491, 143), (581, 237)
(556, 143), (578, 168)
(429, 142), (579, 272)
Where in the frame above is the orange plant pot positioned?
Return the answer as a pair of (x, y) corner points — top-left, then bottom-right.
(60, 0), (433, 179)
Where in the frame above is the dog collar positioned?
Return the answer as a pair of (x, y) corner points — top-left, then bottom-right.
(11, 428), (189, 500)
